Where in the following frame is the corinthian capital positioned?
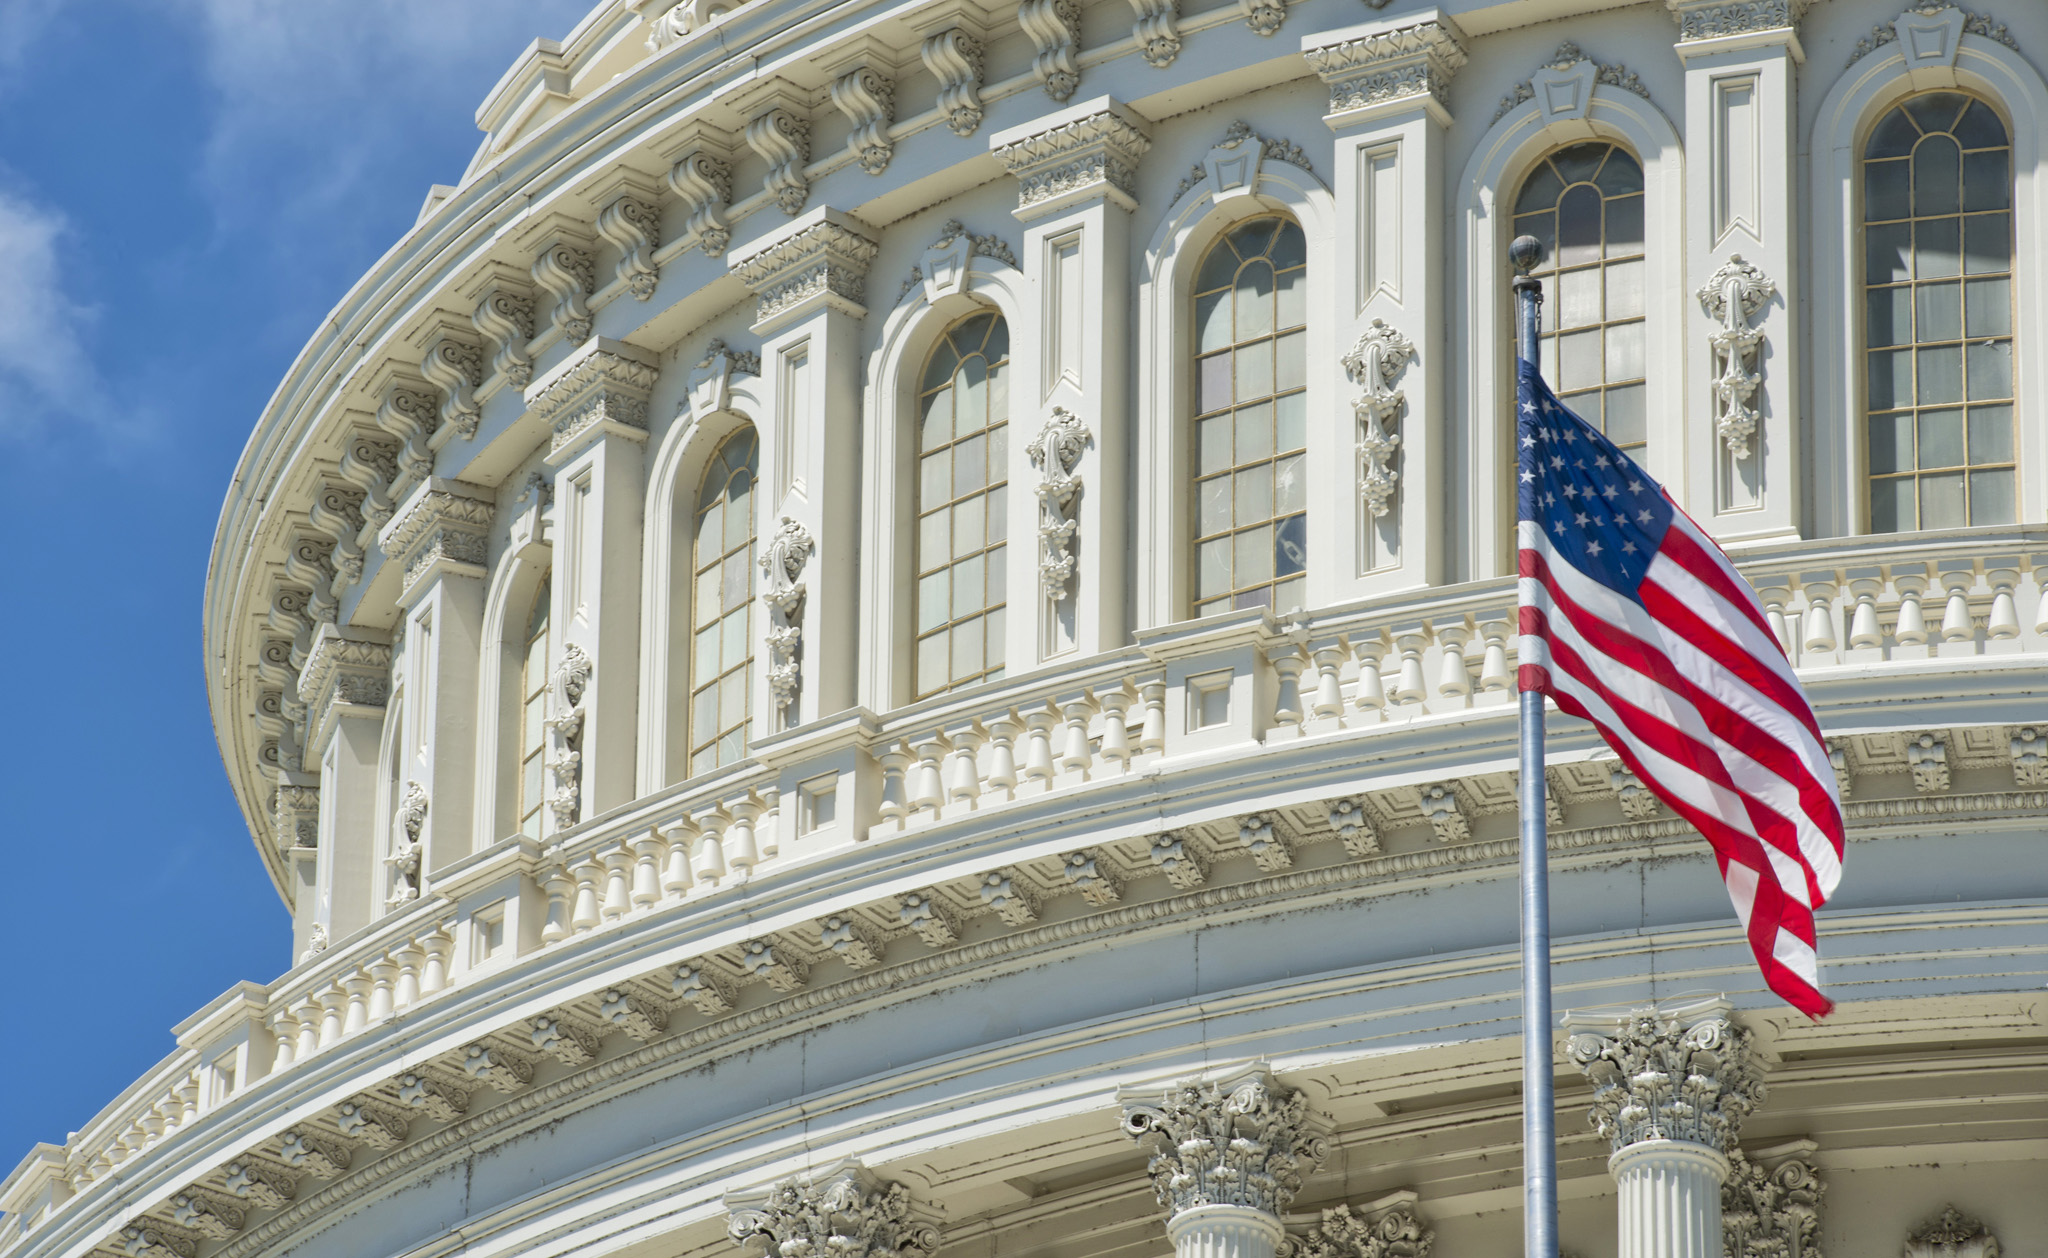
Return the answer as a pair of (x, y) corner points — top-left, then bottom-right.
(725, 1160), (940, 1258)
(1563, 999), (1764, 1155)
(1119, 1065), (1326, 1218)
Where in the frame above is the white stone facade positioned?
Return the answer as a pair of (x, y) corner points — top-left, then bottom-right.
(5, 2), (2045, 1258)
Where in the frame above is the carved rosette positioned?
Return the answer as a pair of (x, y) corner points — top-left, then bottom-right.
(758, 517), (816, 721)
(1120, 1067), (1326, 1218)
(1026, 408), (1089, 602)
(1697, 255), (1775, 460)
(990, 104), (1152, 218)
(1304, 16), (1467, 119)
(1343, 320), (1414, 519)
(546, 643), (593, 831)
(1722, 1149), (1823, 1258)
(728, 213), (881, 330)
(726, 1161), (941, 1258)
(1279, 1201), (1434, 1258)
(1564, 1005), (1764, 1154)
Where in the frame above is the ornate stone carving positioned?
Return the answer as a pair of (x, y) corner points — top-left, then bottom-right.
(668, 149), (735, 256)
(297, 627), (392, 749)
(728, 212), (881, 329)
(898, 890), (962, 947)
(396, 1071), (469, 1122)
(419, 333), (485, 439)
(333, 1098), (408, 1149)
(1903, 1207), (2000, 1258)
(1609, 762), (1663, 820)
(1669, 0), (1807, 42)
(531, 236), (597, 345)
(1343, 320), (1414, 519)
(726, 1161), (941, 1258)
(991, 103), (1151, 216)
(758, 517), (814, 721)
(545, 643), (592, 830)
(381, 480), (493, 592)
(1150, 832), (1208, 888)
(1127, 0), (1181, 67)
(598, 987), (669, 1040)
(297, 922), (329, 965)
(1238, 0), (1284, 36)
(1305, 15), (1467, 118)
(745, 99), (812, 217)
(1907, 731), (1951, 793)
(672, 962), (737, 1015)
(528, 346), (658, 456)
(276, 1128), (350, 1177)
(1722, 1149), (1822, 1258)
(596, 193), (662, 300)
(684, 337), (760, 422)
(1564, 1005), (1763, 1153)
(529, 1013), (600, 1064)
(740, 938), (810, 991)
(335, 430), (398, 535)
(1119, 1066), (1326, 1217)
(829, 65), (897, 175)
(274, 783), (320, 852)
(1327, 797), (1379, 855)
(1416, 783), (1469, 842)
(1280, 1200), (1434, 1258)
(471, 285), (535, 387)
(384, 781), (426, 908)
(462, 1042), (535, 1092)
(374, 383), (437, 496)
(1017, 0), (1082, 100)
(1850, 4), (2017, 63)
(1238, 812), (1294, 872)
(1063, 849), (1125, 905)
(117, 1224), (197, 1258)
(1025, 407), (1088, 602)
(819, 913), (886, 968)
(905, 219), (1018, 302)
(1697, 256), (1775, 460)
(169, 1191), (244, 1241)
(2011, 726), (2047, 787)
(920, 27), (986, 137)
(1494, 43), (1651, 125)
(979, 869), (1041, 925)
(221, 1160), (295, 1211)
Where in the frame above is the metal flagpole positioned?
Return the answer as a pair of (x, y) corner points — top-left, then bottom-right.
(1510, 234), (1558, 1258)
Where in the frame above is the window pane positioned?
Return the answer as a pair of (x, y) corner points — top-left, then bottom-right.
(916, 633), (948, 695)
(1235, 340), (1273, 400)
(1276, 266), (1306, 329)
(1197, 537), (1231, 597)
(1865, 159), (1910, 220)
(1868, 349), (1911, 411)
(1914, 281), (1961, 342)
(1869, 475), (1912, 532)
(1605, 195), (1644, 252)
(1916, 345), (1961, 403)
(1912, 135), (1961, 215)
(920, 450), (949, 504)
(1234, 261), (1275, 340)
(1964, 277), (2011, 337)
(920, 387), (953, 449)
(1865, 110), (1918, 160)
(1235, 524), (1273, 585)
(1604, 259), (1645, 321)
(721, 608), (748, 667)
(722, 550), (749, 606)
(1603, 384), (1646, 448)
(1274, 453), (1306, 515)
(1196, 288), (1231, 352)
(1234, 402), (1273, 462)
(1197, 353), (1232, 414)
(1867, 286), (1910, 347)
(1275, 393), (1307, 452)
(1966, 341), (2012, 400)
(694, 626), (718, 679)
(1962, 150), (2010, 212)
(1606, 321), (1645, 381)
(986, 544), (1006, 608)
(1962, 213), (2009, 274)
(951, 553), (983, 618)
(1273, 330), (1306, 392)
(1969, 468), (2014, 524)
(1275, 514), (1307, 577)
(1560, 267), (1601, 328)
(917, 569), (948, 632)
(952, 433), (985, 498)
(1198, 475), (1231, 534)
(1868, 413), (1913, 475)
(918, 511), (948, 570)
(1235, 464), (1273, 523)
(1917, 408), (1964, 468)
(1557, 184), (1604, 266)
(1865, 221), (1911, 283)
(1915, 217), (1960, 278)
(718, 671), (746, 729)
(1919, 470), (1966, 530)
(1967, 405), (2012, 463)
(1558, 329), (1602, 390)
(987, 485), (1007, 543)
(1197, 414), (1232, 474)
(953, 495), (984, 559)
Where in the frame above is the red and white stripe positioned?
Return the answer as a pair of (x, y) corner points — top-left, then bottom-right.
(1518, 500), (1846, 1019)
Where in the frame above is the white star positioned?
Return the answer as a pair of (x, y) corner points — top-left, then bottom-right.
(1602, 484), (1621, 499)
(1520, 469), (1535, 483)
(1522, 434), (1536, 447)
(1637, 509), (1654, 524)
(1622, 540), (1638, 554)
(1630, 480), (1647, 495)
(1562, 483), (1579, 499)
(1522, 401), (1537, 413)
(1594, 455), (1611, 469)
(1586, 539), (1603, 557)
(1575, 512), (1591, 526)
(1551, 455), (1565, 469)
(1553, 520), (1567, 537)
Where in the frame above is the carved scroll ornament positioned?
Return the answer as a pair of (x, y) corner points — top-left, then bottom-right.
(1342, 320), (1414, 519)
(546, 643), (592, 831)
(1698, 255), (1776, 460)
(1026, 408), (1090, 601)
(759, 517), (815, 719)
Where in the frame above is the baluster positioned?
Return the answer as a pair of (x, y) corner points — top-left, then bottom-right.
(693, 811), (729, 884)
(1801, 575), (1838, 654)
(946, 724), (985, 804)
(757, 786), (782, 860)
(1938, 565), (1976, 641)
(540, 865), (574, 944)
(295, 996), (322, 1058)
(1478, 616), (1514, 692)
(317, 988), (345, 1047)
(570, 856), (603, 931)
(1022, 706), (1059, 788)
(601, 844), (632, 920)
(271, 1009), (300, 1069)
(985, 711), (1021, 798)
(1390, 626), (1428, 705)
(877, 746), (912, 823)
(1756, 582), (1794, 657)
(1434, 621), (1472, 697)
(1057, 695), (1096, 778)
(1352, 634), (1388, 712)
(1846, 570), (1884, 649)
(1139, 679), (1168, 754)
(1892, 567), (1929, 645)
(175, 1074), (201, 1125)
(394, 940), (424, 1008)
(629, 830), (664, 909)
(368, 955), (397, 1021)
(662, 822), (695, 897)
(342, 968), (371, 1035)
(1310, 642), (1346, 719)
(1986, 567), (2020, 639)
(1096, 685), (1134, 772)
(911, 735), (948, 816)
(1265, 644), (1307, 729)
(727, 796), (762, 872)
(420, 928), (453, 995)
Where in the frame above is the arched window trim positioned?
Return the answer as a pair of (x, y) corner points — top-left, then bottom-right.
(862, 256), (1028, 711)
(1809, 35), (2047, 537)
(686, 427), (761, 774)
(474, 494), (552, 848)
(1454, 86), (1683, 582)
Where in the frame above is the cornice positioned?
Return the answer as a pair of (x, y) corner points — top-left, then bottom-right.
(377, 479), (496, 596)
(295, 626), (393, 751)
(523, 337), (660, 464)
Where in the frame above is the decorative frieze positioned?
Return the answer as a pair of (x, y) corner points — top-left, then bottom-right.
(1119, 1066), (1326, 1217)
(919, 27), (986, 137)
(273, 783), (320, 852)
(829, 64), (897, 175)
(990, 99), (1152, 218)
(1609, 762), (1663, 820)
(1127, 0), (1181, 67)
(1903, 1207), (2000, 1258)
(726, 1160), (941, 1258)
(2011, 726), (2047, 786)
(1667, 0), (1808, 42)
(758, 517), (815, 722)
(1697, 256), (1775, 460)
(1280, 1198), (1433, 1258)
(1564, 1002), (1763, 1154)
(1018, 0), (1082, 100)
(668, 148), (735, 256)
(1027, 407), (1088, 603)
(728, 209), (880, 331)
(1304, 15), (1468, 124)
(378, 478), (494, 593)
(1343, 320), (1414, 519)
(1722, 1148), (1823, 1258)
(296, 626), (392, 750)
(116, 1223), (198, 1258)
(526, 341), (659, 459)
(1238, 812), (1294, 872)
(373, 382), (438, 495)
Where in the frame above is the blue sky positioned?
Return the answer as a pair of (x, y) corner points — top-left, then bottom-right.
(0, 0), (591, 1171)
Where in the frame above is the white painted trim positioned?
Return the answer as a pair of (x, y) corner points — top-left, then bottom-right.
(474, 537), (552, 848)
(1806, 35), (2048, 538)
(1452, 85), (1685, 581)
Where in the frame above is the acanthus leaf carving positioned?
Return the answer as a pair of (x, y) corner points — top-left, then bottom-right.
(596, 194), (663, 300)
(1564, 1003), (1763, 1153)
(1697, 255), (1775, 460)
(1850, 3), (2017, 63)
(920, 27), (986, 137)
(1119, 1066), (1325, 1217)
(531, 237), (597, 345)
(726, 1161), (941, 1258)
(461, 1041), (535, 1092)
(1493, 42), (1651, 125)
(529, 1013), (601, 1065)
(1343, 319), (1414, 520)
(1017, 0), (1082, 101)
(1305, 17), (1467, 117)
(829, 66), (897, 175)
(1903, 1207), (2000, 1258)
(333, 1097), (409, 1150)
(667, 150), (734, 256)
(898, 890), (962, 947)
(546, 643), (593, 830)
(759, 517), (815, 722)
(672, 962), (738, 1015)
(1062, 849), (1125, 905)
(386, 781), (427, 909)
(1026, 407), (1089, 602)
(1279, 1200), (1434, 1258)
(395, 1071), (469, 1122)
(221, 1160), (296, 1211)
(745, 104), (812, 217)
(1722, 1149), (1823, 1258)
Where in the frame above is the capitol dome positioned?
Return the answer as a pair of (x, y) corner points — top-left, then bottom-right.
(4, 2), (2045, 1258)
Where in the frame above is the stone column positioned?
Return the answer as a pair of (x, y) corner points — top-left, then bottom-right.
(526, 339), (658, 825)
(990, 98), (1146, 665)
(1564, 1000), (1765, 1258)
(1119, 1065), (1327, 1258)
(1302, 11), (1468, 599)
(725, 1159), (940, 1258)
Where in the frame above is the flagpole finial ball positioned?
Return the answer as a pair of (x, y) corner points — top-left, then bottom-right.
(1509, 234), (1545, 275)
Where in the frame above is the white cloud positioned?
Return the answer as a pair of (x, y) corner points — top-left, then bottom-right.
(0, 186), (104, 439)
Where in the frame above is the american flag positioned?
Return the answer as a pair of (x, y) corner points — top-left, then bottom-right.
(1515, 361), (1846, 1018)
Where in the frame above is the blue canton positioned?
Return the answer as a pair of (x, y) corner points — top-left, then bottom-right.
(1516, 360), (1673, 597)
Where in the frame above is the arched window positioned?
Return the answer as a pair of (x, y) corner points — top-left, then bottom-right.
(914, 312), (1009, 699)
(690, 429), (758, 774)
(516, 578), (550, 840)
(1192, 215), (1308, 616)
(1511, 143), (1647, 452)
(1863, 92), (2015, 531)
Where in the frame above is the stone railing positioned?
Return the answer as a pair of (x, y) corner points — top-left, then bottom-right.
(11, 530), (2045, 1243)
